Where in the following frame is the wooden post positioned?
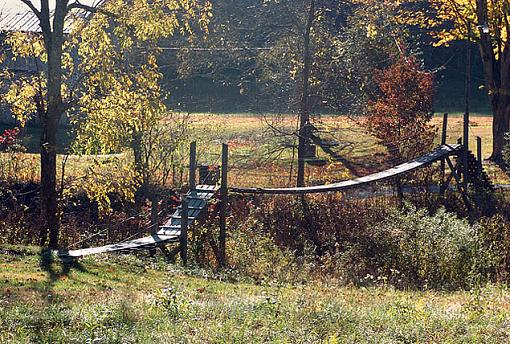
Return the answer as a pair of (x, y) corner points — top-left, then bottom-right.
(189, 141), (197, 193)
(395, 177), (404, 206)
(219, 143), (228, 267)
(150, 189), (159, 235)
(440, 113), (448, 195)
(477, 136), (482, 163)
(180, 199), (188, 266)
(456, 137), (463, 181)
(440, 113), (448, 145)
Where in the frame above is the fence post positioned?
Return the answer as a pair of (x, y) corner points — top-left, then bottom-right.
(477, 136), (482, 164)
(189, 141), (197, 193)
(180, 199), (188, 266)
(440, 113), (448, 195)
(219, 143), (228, 267)
(456, 137), (463, 182)
(440, 113), (448, 145)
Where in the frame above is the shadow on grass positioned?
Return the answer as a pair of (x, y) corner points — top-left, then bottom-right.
(37, 249), (138, 292)
(38, 248), (88, 292)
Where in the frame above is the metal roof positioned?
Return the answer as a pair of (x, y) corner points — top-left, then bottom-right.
(0, 0), (104, 33)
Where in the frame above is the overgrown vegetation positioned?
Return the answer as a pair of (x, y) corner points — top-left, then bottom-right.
(2, 248), (510, 343)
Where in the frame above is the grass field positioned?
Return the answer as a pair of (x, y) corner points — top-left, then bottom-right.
(2, 114), (510, 343)
(1, 246), (510, 343)
(2, 113), (506, 188)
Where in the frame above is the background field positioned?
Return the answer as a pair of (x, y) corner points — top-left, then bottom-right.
(1, 112), (504, 189)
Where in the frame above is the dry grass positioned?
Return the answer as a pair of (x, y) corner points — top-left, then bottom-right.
(1, 113), (508, 188)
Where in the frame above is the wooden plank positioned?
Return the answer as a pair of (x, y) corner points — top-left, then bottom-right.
(161, 207), (204, 228)
(186, 199), (208, 209)
(196, 185), (219, 192)
(172, 208), (202, 219)
(158, 228), (181, 236)
(231, 144), (462, 195)
(61, 234), (180, 258)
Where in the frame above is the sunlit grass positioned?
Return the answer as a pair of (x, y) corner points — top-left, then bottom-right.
(1, 247), (510, 343)
(2, 113), (508, 187)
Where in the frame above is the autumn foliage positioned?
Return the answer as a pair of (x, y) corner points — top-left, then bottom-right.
(0, 128), (19, 151)
(366, 54), (436, 162)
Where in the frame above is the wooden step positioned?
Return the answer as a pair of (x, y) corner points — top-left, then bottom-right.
(195, 185), (219, 193)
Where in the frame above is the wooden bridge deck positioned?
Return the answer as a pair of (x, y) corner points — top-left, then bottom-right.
(60, 185), (219, 258)
(231, 144), (462, 195)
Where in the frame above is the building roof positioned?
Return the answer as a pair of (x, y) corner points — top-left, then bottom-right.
(0, 0), (103, 33)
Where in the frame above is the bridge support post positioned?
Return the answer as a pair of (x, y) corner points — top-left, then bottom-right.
(395, 177), (404, 206)
(219, 143), (228, 267)
(180, 199), (188, 266)
(440, 113), (448, 195)
(477, 136), (482, 166)
(189, 141), (197, 194)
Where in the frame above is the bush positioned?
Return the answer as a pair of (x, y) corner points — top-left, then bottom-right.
(186, 193), (510, 289)
(226, 195), (509, 289)
(477, 214), (510, 281)
(371, 205), (499, 289)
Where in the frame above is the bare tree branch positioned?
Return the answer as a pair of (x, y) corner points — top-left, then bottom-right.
(20, 0), (41, 20)
(67, 1), (117, 18)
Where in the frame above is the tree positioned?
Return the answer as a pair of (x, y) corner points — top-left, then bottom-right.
(175, 0), (403, 184)
(175, 0), (345, 185)
(3, 0), (210, 248)
(365, 53), (436, 162)
(260, 0), (407, 185)
(13, 0), (93, 249)
(401, 0), (510, 163)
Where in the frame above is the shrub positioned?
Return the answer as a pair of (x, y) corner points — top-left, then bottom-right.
(0, 127), (19, 150)
(365, 53), (436, 162)
(477, 214), (510, 282)
(371, 205), (498, 289)
(225, 195), (394, 284)
(193, 194), (508, 289)
(227, 213), (315, 284)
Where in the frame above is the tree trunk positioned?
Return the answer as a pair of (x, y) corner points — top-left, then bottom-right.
(491, 94), (510, 163)
(40, 114), (59, 248)
(475, 0), (509, 164)
(39, 3), (66, 249)
(296, 0), (316, 187)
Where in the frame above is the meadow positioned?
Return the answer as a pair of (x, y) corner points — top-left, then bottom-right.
(1, 247), (510, 343)
(2, 113), (510, 343)
(1, 112), (504, 189)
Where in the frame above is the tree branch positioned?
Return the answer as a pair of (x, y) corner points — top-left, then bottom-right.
(67, 1), (117, 18)
(20, 0), (41, 20)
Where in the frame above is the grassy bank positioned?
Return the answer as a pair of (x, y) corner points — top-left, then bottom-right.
(1, 246), (510, 343)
